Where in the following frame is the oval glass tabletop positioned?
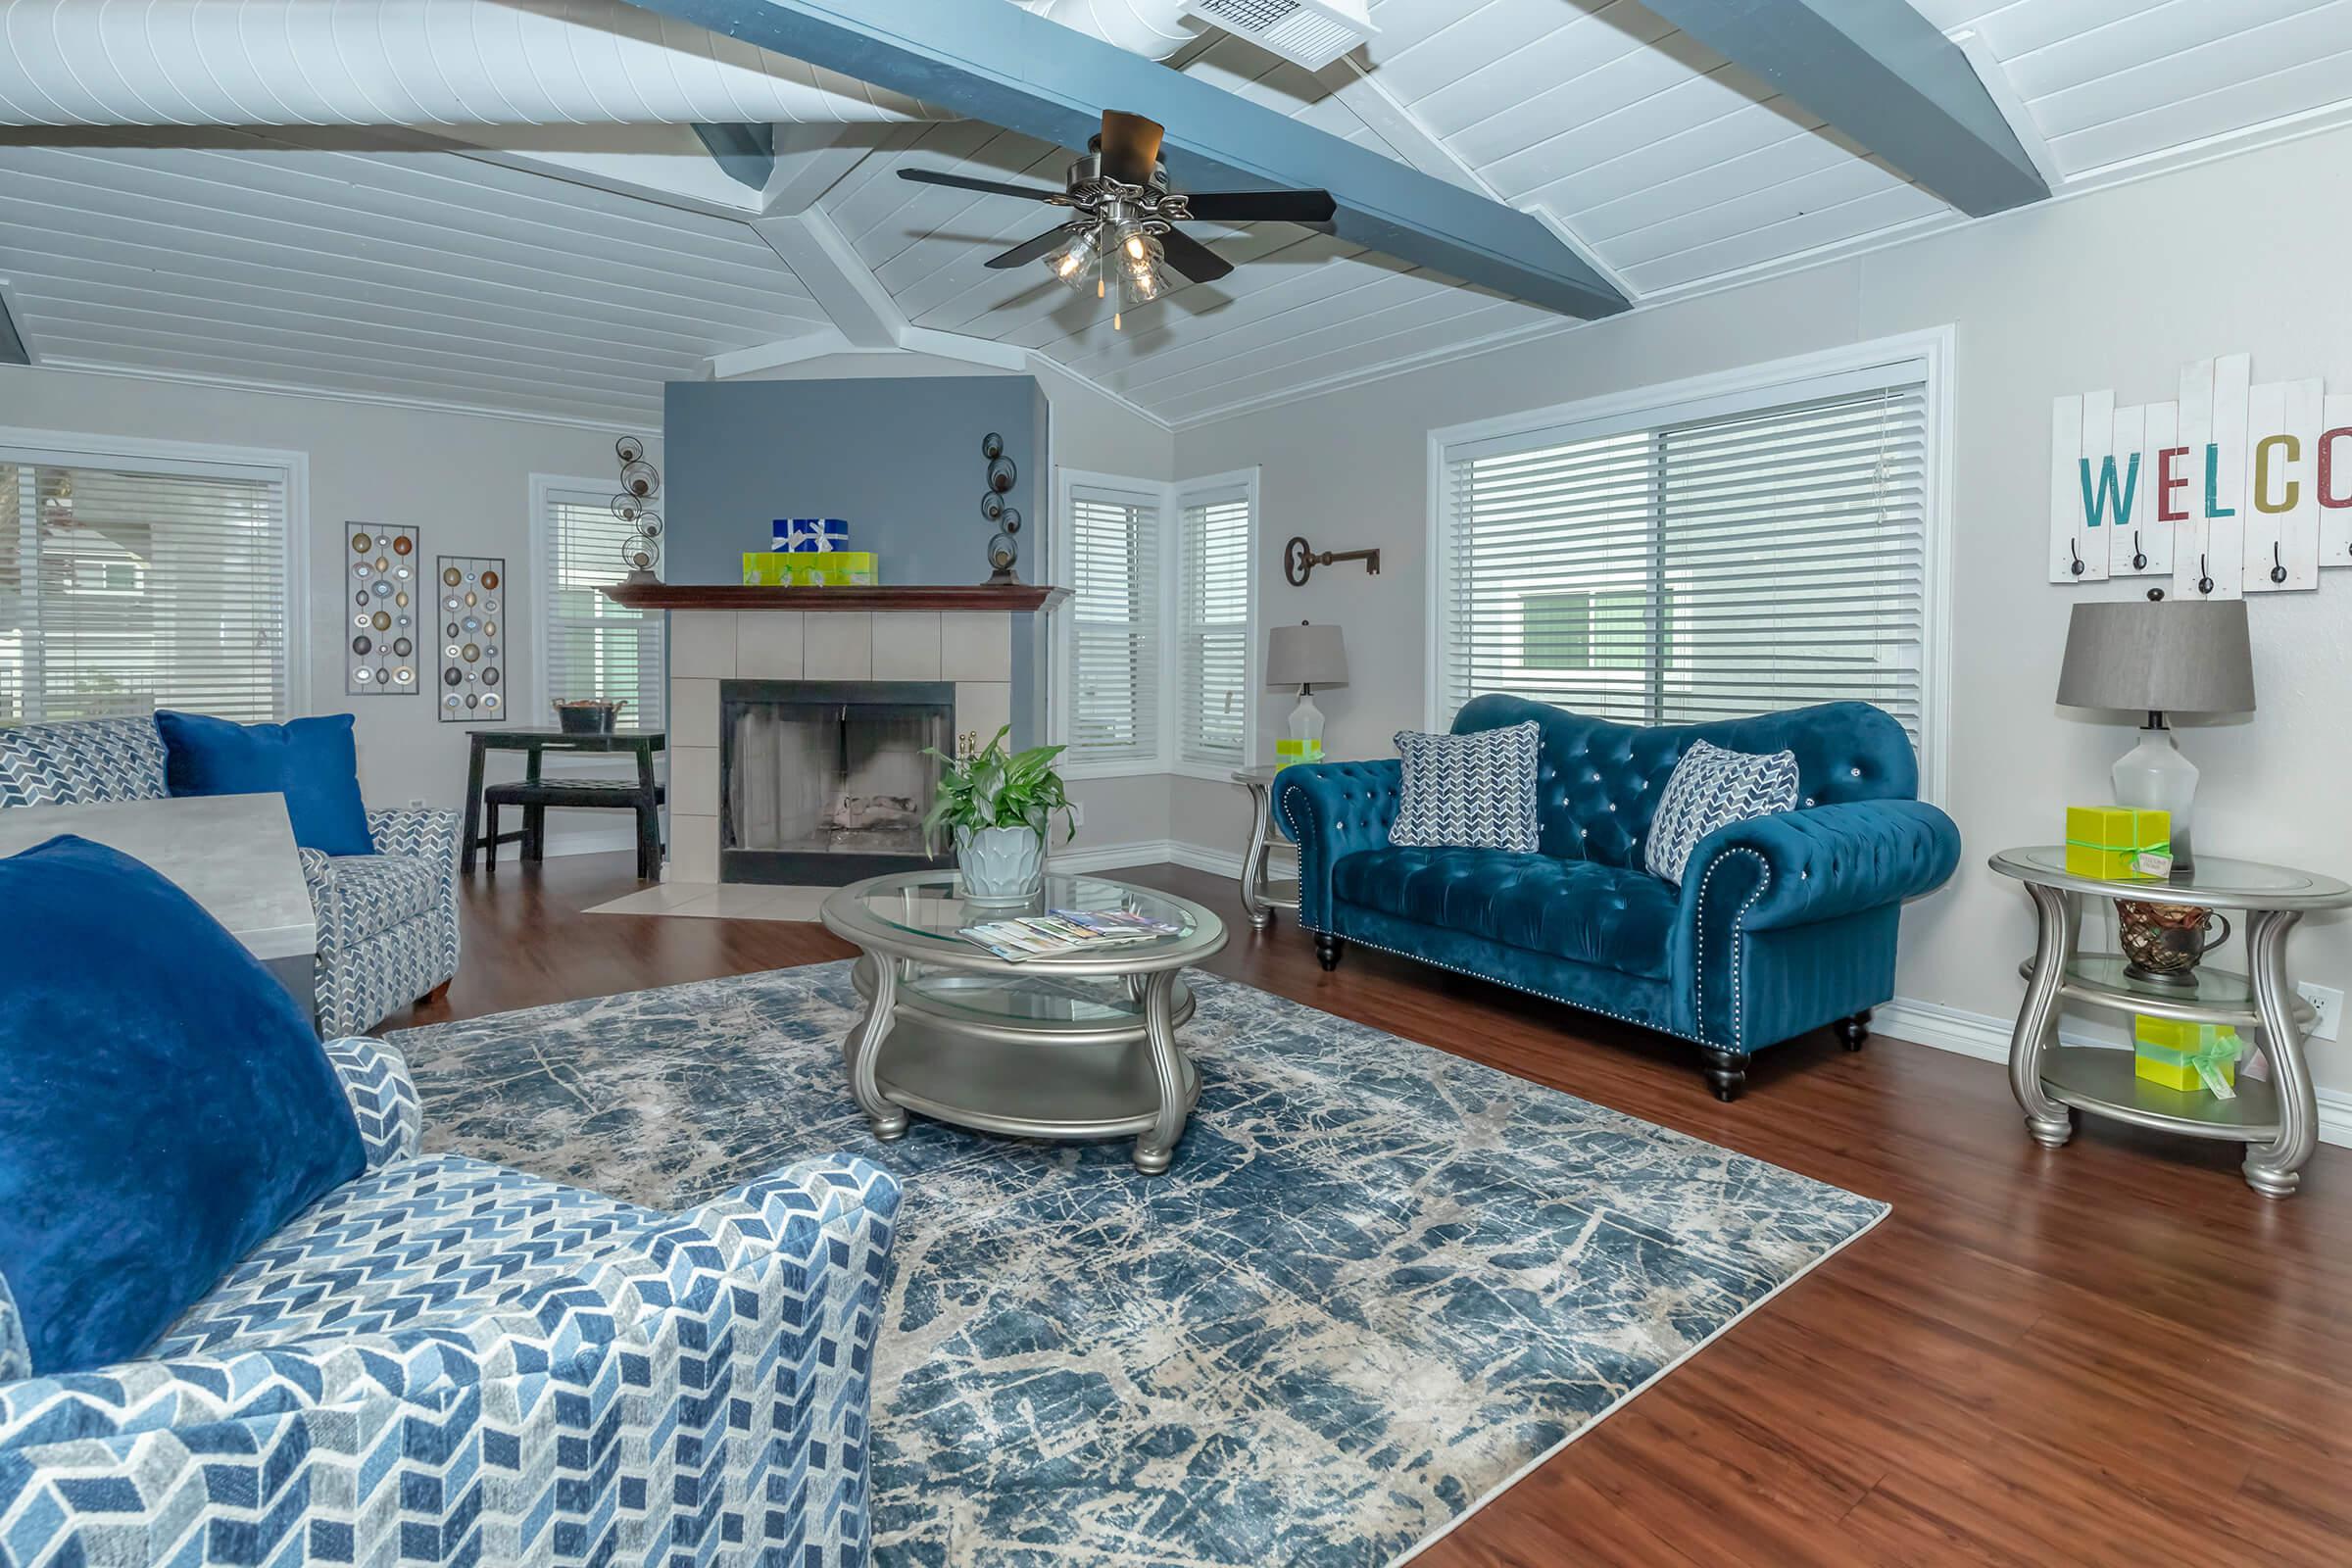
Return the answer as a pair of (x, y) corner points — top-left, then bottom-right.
(823, 869), (1225, 966)
(1989, 846), (2352, 910)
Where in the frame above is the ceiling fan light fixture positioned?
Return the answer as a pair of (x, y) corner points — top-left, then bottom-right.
(1043, 225), (1102, 289)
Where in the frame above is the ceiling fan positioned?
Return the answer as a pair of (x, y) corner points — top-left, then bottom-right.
(897, 109), (1337, 326)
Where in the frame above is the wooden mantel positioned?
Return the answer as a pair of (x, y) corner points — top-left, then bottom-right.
(599, 581), (1069, 612)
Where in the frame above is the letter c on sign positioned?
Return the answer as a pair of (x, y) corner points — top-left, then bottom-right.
(2321, 427), (2352, 511)
(2254, 434), (2300, 515)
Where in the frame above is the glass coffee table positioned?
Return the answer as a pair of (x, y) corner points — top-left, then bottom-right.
(818, 870), (1229, 1173)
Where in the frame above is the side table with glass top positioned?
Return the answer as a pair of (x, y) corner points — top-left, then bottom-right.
(818, 870), (1229, 1172)
(1232, 764), (1300, 929)
(1989, 847), (2352, 1197)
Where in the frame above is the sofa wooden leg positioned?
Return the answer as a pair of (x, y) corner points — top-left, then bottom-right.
(417, 980), (452, 1007)
(1837, 1009), (1872, 1051)
(1702, 1047), (1749, 1102)
(1314, 933), (1346, 972)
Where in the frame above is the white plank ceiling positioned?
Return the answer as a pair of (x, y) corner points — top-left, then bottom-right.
(2, 0), (2347, 428)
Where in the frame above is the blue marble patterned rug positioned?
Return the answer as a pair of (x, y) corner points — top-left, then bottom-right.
(389, 962), (1885, 1567)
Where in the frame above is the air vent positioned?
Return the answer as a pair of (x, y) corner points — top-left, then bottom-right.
(1181, 0), (1374, 70)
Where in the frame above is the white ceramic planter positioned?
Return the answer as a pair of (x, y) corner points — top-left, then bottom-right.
(956, 823), (1047, 905)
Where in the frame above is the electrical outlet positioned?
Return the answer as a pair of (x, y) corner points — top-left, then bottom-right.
(2296, 981), (2343, 1042)
(407, 797), (426, 809)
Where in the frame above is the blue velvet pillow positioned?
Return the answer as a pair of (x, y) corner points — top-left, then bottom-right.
(156, 710), (375, 857)
(0, 836), (363, 1374)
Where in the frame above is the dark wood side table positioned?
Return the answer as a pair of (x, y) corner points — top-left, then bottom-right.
(461, 729), (667, 878)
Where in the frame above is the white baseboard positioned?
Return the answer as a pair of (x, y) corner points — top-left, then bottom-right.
(1047, 837), (1254, 880)
(1875, 997), (2352, 1150)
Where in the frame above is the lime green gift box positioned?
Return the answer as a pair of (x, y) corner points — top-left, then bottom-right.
(2132, 1014), (2239, 1096)
(2063, 805), (2170, 880)
(742, 551), (790, 585)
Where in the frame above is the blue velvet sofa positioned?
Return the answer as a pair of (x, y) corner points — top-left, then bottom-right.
(1276, 696), (1960, 1099)
(0, 1031), (903, 1566)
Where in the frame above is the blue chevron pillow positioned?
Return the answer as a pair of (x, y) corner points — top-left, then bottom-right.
(0, 835), (361, 1373)
(1643, 740), (1800, 886)
(1390, 720), (1542, 852)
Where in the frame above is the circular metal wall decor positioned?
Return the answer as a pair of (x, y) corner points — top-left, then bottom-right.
(981, 431), (1004, 460)
(345, 523), (420, 696)
(436, 555), (507, 723)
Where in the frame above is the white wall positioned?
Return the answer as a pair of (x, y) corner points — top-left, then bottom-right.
(0, 365), (646, 840)
(1174, 125), (2352, 1092)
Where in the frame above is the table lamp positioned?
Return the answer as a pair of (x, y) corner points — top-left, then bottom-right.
(1265, 620), (1348, 766)
(2056, 598), (2255, 871)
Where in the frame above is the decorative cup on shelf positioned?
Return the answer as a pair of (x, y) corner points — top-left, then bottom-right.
(553, 698), (626, 736)
(2115, 899), (2231, 988)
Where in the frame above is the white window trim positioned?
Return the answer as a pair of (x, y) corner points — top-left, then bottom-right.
(1168, 466), (1260, 784)
(1422, 327), (1955, 808)
(0, 423), (310, 718)
(528, 471), (665, 777)
(1050, 465), (1262, 782)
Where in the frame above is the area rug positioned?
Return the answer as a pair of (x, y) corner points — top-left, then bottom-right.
(389, 963), (1886, 1567)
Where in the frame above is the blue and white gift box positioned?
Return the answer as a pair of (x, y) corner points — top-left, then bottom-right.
(773, 517), (850, 553)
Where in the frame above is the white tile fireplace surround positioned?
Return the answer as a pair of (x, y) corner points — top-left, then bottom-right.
(664, 609), (1016, 884)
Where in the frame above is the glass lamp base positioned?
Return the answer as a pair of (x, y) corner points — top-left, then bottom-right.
(2112, 727), (2199, 872)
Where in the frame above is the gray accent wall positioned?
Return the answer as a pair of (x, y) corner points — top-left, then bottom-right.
(663, 374), (1049, 743)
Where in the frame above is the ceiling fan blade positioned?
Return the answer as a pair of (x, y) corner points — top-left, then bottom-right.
(1099, 110), (1164, 187)
(986, 227), (1079, 270)
(1179, 188), (1338, 224)
(1156, 226), (1234, 284)
(896, 168), (1063, 201)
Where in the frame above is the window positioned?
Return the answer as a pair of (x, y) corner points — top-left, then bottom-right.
(1173, 472), (1256, 772)
(1432, 342), (1944, 789)
(0, 441), (296, 723)
(533, 477), (663, 730)
(1059, 473), (1162, 769)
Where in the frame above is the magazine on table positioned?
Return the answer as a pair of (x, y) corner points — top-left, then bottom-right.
(957, 907), (1182, 961)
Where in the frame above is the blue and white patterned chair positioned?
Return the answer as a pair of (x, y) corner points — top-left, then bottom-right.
(0, 1035), (903, 1566)
(0, 714), (462, 1034)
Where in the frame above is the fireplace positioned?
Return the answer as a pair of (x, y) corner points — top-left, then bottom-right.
(718, 679), (955, 884)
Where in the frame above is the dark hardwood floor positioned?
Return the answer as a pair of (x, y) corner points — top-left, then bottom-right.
(390, 853), (2352, 1568)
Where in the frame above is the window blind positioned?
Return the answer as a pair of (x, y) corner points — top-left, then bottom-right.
(1436, 375), (1929, 748)
(541, 485), (663, 729)
(1176, 484), (1251, 768)
(1067, 483), (1161, 766)
(0, 453), (290, 723)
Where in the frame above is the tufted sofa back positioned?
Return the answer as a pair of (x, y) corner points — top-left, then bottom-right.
(0, 716), (171, 809)
(1450, 695), (1919, 868)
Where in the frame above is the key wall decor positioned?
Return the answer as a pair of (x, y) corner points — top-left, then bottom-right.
(434, 556), (508, 723)
(2051, 353), (2352, 597)
(344, 524), (422, 696)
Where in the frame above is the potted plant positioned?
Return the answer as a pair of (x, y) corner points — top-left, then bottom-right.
(924, 725), (1074, 905)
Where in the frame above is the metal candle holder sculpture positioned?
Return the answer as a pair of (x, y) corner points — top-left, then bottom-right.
(613, 435), (662, 583)
(981, 431), (1024, 585)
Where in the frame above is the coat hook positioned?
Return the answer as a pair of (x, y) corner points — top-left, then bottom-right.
(2271, 542), (2288, 585)
(2131, 530), (2147, 571)
(2197, 553), (2215, 596)
(2068, 539), (2084, 577)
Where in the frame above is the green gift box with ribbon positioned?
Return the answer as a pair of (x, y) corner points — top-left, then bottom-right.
(2132, 1014), (2238, 1098)
(2064, 805), (2171, 881)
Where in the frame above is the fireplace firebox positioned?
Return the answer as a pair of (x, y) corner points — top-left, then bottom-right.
(717, 679), (955, 884)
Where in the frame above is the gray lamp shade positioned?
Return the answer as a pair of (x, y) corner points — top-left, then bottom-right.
(1265, 621), (1348, 691)
(2055, 600), (2255, 715)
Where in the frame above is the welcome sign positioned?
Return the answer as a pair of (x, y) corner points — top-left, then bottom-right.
(2050, 352), (2352, 598)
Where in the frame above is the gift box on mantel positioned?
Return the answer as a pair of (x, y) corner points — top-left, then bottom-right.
(2132, 1014), (2239, 1098)
(2063, 806), (2171, 881)
(775, 517), (850, 553)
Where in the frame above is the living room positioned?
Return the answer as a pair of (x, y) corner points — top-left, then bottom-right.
(2, 1), (2347, 1563)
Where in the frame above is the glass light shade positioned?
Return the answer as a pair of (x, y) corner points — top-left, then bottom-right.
(1043, 226), (1102, 289)
(2113, 726), (2202, 869)
(1120, 261), (1168, 308)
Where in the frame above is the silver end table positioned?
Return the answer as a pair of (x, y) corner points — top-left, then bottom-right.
(819, 870), (1228, 1173)
(1232, 764), (1301, 929)
(1990, 846), (2351, 1197)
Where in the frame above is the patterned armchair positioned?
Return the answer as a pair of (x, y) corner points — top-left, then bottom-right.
(0, 1035), (903, 1565)
(0, 714), (461, 1034)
